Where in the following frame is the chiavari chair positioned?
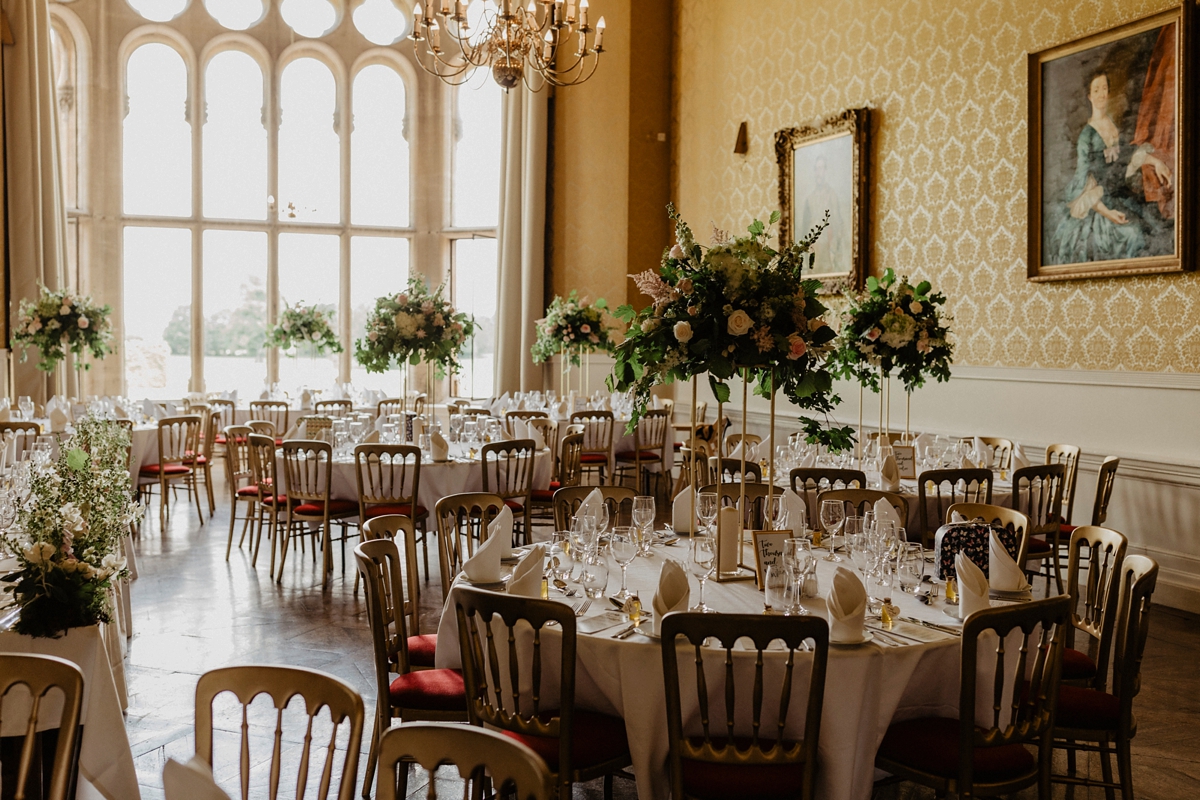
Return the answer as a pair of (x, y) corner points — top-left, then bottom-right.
(673, 443), (715, 498)
(249, 400), (289, 439)
(247, 419), (277, 441)
(209, 397), (236, 468)
(1012, 463), (1066, 595)
(353, 444), (429, 578)
(916, 468), (993, 548)
(789, 468), (866, 517)
(551, 485), (635, 531)
(0, 654), (84, 800)
(532, 432), (583, 525)
(139, 415), (205, 526)
(223, 424), (255, 560)
(0, 421), (41, 463)
(187, 409), (219, 515)
(246, 433), (288, 571)
(1089, 457), (1120, 528)
(1060, 526), (1127, 688)
(958, 436), (1014, 473)
(410, 393), (426, 418)
(480, 439), (536, 546)
(723, 432), (761, 454)
(505, 409), (549, 435)
(360, 515), (425, 644)
(710, 457), (762, 483)
(434, 492), (504, 603)
(941, 502), (1031, 574)
(570, 409), (615, 485)
(279, 440), (358, 587)
(315, 399), (352, 418)
(377, 398), (405, 419)
(1045, 443), (1081, 528)
(614, 408), (670, 497)
(817, 488), (908, 528)
(700, 481), (772, 531)
(293, 414), (334, 439)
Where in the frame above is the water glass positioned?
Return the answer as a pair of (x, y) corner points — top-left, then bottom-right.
(548, 531), (573, 584)
(763, 564), (792, 614)
(690, 534), (716, 612)
(610, 527), (637, 600)
(17, 396), (33, 421)
(897, 542), (924, 594)
(579, 552), (609, 599)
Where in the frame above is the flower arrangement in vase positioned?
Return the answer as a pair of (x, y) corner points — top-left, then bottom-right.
(0, 416), (140, 638)
(10, 286), (113, 372)
(531, 291), (613, 366)
(354, 276), (477, 378)
(609, 204), (854, 450)
(265, 302), (343, 357)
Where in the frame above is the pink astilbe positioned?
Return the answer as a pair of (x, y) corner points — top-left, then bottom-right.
(630, 269), (678, 308)
(711, 223), (730, 245)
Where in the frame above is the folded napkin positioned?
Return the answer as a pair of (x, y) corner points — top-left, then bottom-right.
(431, 431), (449, 462)
(259, 389), (270, 400)
(163, 756), (232, 800)
(880, 453), (901, 491)
(726, 441), (744, 461)
(757, 434), (772, 461)
(1011, 444), (1030, 470)
(958, 453), (977, 470)
(488, 505), (514, 558)
(951, 510), (968, 523)
(577, 487), (604, 526)
(988, 531), (1031, 592)
(671, 487), (695, 534)
(873, 497), (903, 534)
(165, 401), (179, 417)
(653, 559), (690, 635)
(229, 390), (238, 406)
(955, 552), (991, 620)
(361, 430), (380, 444)
(913, 432), (934, 450)
(0, 399), (10, 422)
(782, 488), (806, 532)
(300, 389), (313, 410)
(797, 452), (816, 468)
(462, 523), (506, 583)
(489, 392), (511, 416)
(527, 422), (546, 450)
(651, 395), (664, 410)
(507, 544), (546, 597)
(826, 567), (867, 643)
(45, 396), (60, 415)
(49, 406), (70, 433)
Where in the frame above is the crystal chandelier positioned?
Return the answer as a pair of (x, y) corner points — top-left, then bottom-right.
(409, 0), (606, 90)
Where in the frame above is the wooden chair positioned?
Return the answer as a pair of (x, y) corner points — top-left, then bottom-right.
(614, 408), (670, 497)
(294, 414), (334, 439)
(377, 398), (406, 419)
(916, 468), (993, 548)
(247, 418), (277, 442)
(941, 503), (1031, 576)
(480, 439), (536, 546)
(223, 424), (256, 560)
(570, 410), (615, 485)
(279, 440), (359, 587)
(1051, 555), (1158, 800)
(532, 432), (583, 525)
(1088, 457), (1120, 528)
(505, 409), (549, 434)
(875, 595), (1072, 799)
(0, 421), (41, 463)
(700, 481), (772, 531)
(1045, 443), (1082, 527)
(434, 492), (504, 602)
(817, 488), (908, 529)
(410, 393), (427, 418)
(209, 397), (236, 466)
(959, 436), (1013, 472)
(315, 399), (352, 417)
(354, 444), (428, 577)
(673, 443), (715, 498)
(360, 515), (423, 638)
(194, 665), (364, 800)
(245, 433), (288, 571)
(0, 654), (84, 800)
(454, 588), (632, 800)
(1012, 463), (1066, 595)
(1060, 526), (1127, 688)
(660, 613), (829, 800)
(189, 409), (219, 515)
(139, 415), (206, 526)
(868, 431), (906, 448)
(375, 722), (552, 800)
(710, 457), (762, 483)
(551, 485), (636, 531)
(355, 537), (466, 797)
(789, 468), (866, 514)
(249, 400), (289, 436)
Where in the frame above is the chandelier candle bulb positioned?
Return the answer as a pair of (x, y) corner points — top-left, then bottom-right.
(579, 0), (587, 26)
(594, 16), (604, 49)
(567, 0), (575, 22)
(429, 19), (441, 50)
(543, 31), (553, 60)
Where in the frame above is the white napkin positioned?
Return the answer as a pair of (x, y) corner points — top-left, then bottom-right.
(955, 552), (991, 620)
(0, 399), (10, 422)
(951, 510), (968, 523)
(527, 423), (546, 450)
(1011, 444), (1030, 470)
(507, 544), (546, 597)
(651, 395), (664, 410)
(462, 525), (505, 583)
(726, 441), (744, 461)
(141, 398), (156, 419)
(913, 432), (934, 450)
(577, 487), (603, 525)
(431, 431), (449, 462)
(163, 756), (232, 800)
(988, 531), (1031, 592)
(45, 396), (59, 415)
(671, 487), (695, 534)
(49, 406), (70, 433)
(782, 488), (806, 532)
(361, 430), (380, 444)
(487, 505), (514, 558)
(757, 434), (772, 461)
(653, 559), (690, 635)
(490, 392), (511, 416)
(229, 390), (238, 407)
(873, 497), (903, 532)
(512, 419), (528, 441)
(165, 401), (179, 416)
(880, 453), (901, 491)
(958, 453), (977, 470)
(798, 452), (816, 468)
(300, 389), (313, 410)
(826, 567), (867, 643)
(972, 436), (986, 465)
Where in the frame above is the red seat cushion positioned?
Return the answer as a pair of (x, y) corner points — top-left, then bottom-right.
(504, 499), (525, 512)
(293, 499), (359, 516)
(502, 709), (629, 773)
(388, 669), (465, 712)
(531, 489), (556, 502)
(215, 434), (227, 445)
(579, 453), (609, 464)
(139, 464), (191, 475)
(407, 634), (438, 668)
(262, 494), (289, 506)
(185, 455), (208, 465)
(673, 441), (682, 450)
(364, 503), (428, 520)
(236, 485), (261, 497)
(1060, 523), (1077, 537)
(1056, 685), (1121, 730)
(615, 450), (661, 462)
(877, 717), (1036, 783)
(680, 737), (808, 800)
(1061, 647), (1097, 681)
(1026, 537), (1052, 555)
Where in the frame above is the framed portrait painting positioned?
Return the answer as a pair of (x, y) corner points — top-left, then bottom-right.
(776, 107), (870, 293)
(1028, 5), (1193, 281)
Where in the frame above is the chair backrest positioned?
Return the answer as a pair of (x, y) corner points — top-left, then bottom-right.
(660, 613), (829, 800)
(817, 488), (908, 529)
(455, 589), (580, 780)
(551, 485), (636, 530)
(942, 502), (1031, 572)
(354, 444), (421, 518)
(210, 398), (236, 432)
(869, 431), (906, 447)
(557, 432), (584, 487)
(354, 536), (419, 692)
(435, 493), (504, 600)
(1044, 444), (1081, 524)
(505, 409), (548, 433)
(675, 446), (715, 494)
(959, 436), (1013, 471)
(194, 665), (364, 800)
(955, 596), (1070, 794)
(632, 409), (670, 455)
(201, 409), (220, 459)
(158, 415), (203, 465)
(1109, 555), (1158, 727)
(724, 432), (762, 451)
(480, 440), (536, 502)
(0, 421), (41, 461)
(410, 393), (427, 417)
(248, 419), (277, 438)
(789, 468), (867, 513)
(280, 440), (334, 506)
(246, 434), (278, 501)
(314, 399), (352, 418)
(249, 400), (289, 433)
(224, 425), (254, 481)
(711, 457), (762, 483)
(377, 398), (405, 418)
(700, 481), (773, 530)
(569, 410), (614, 460)
(1064, 525), (1127, 691)
(0, 653), (84, 800)
(917, 468), (994, 545)
(1091, 456), (1120, 526)
(375, 723), (552, 800)
(295, 414), (333, 438)
(1010, 463), (1065, 541)
(463, 406), (491, 417)
(360, 516), (421, 638)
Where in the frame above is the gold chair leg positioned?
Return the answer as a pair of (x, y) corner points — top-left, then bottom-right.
(225, 490), (237, 560)
(362, 711), (382, 798)
(275, 516), (291, 582)
(204, 465), (216, 514)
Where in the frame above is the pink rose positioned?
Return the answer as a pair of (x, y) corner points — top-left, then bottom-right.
(580, 324), (591, 334)
(422, 300), (434, 314)
(865, 328), (881, 341)
(669, 244), (685, 259)
(77, 317), (90, 329)
(368, 331), (379, 341)
(676, 278), (694, 294)
(786, 334), (807, 360)
(396, 294), (408, 305)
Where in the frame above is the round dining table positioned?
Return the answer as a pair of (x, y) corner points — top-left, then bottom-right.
(433, 537), (999, 800)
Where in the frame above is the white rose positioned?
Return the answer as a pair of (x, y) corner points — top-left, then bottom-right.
(673, 321), (693, 342)
(909, 301), (923, 314)
(642, 316), (660, 333)
(726, 309), (754, 336)
(669, 244), (685, 260)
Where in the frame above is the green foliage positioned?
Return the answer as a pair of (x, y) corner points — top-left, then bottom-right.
(10, 286), (113, 372)
(353, 276), (476, 379)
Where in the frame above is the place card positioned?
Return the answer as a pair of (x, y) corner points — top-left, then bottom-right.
(892, 445), (917, 479)
(752, 529), (793, 588)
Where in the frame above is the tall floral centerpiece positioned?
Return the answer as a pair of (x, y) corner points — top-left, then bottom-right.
(832, 268), (954, 442)
(610, 204), (854, 451)
(10, 286), (113, 376)
(0, 417), (138, 638)
(531, 291), (613, 394)
(265, 302), (343, 359)
(354, 276), (477, 396)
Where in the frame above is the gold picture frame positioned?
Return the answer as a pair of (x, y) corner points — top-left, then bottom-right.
(1028, 4), (1193, 281)
(776, 107), (870, 294)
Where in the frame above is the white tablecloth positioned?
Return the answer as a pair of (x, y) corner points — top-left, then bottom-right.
(0, 625), (140, 800)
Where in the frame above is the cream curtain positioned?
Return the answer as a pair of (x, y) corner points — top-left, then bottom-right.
(3, 0), (68, 404)
(492, 85), (547, 395)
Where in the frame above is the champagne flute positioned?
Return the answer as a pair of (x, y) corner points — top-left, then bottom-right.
(689, 534), (716, 612)
(766, 494), (789, 531)
(610, 527), (637, 600)
(820, 499), (845, 562)
(631, 495), (655, 556)
(696, 492), (718, 534)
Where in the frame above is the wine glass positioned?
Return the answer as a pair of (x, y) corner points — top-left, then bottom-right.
(896, 542), (924, 594)
(689, 534), (716, 612)
(820, 499), (845, 562)
(610, 527), (637, 601)
(766, 494), (789, 531)
(593, 501), (610, 538)
(17, 396), (33, 421)
(696, 492), (718, 534)
(631, 496), (655, 556)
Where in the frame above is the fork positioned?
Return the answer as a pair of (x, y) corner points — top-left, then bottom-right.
(574, 598), (593, 616)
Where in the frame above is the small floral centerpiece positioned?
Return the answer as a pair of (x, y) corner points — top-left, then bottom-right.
(1, 417), (140, 638)
(832, 268), (954, 392)
(354, 276), (477, 377)
(609, 204), (854, 450)
(531, 291), (613, 366)
(10, 286), (113, 372)
(265, 302), (343, 357)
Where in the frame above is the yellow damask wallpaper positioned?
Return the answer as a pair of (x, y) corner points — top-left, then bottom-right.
(673, 0), (1199, 373)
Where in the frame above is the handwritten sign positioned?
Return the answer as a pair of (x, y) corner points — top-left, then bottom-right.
(752, 530), (794, 588)
(892, 445), (917, 479)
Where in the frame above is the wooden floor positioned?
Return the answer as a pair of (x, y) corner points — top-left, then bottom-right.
(126, 478), (1200, 799)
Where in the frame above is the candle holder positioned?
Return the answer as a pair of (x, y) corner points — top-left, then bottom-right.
(712, 366), (759, 584)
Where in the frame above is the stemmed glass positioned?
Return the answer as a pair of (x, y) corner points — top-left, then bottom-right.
(696, 492), (718, 535)
(820, 499), (845, 562)
(897, 542), (924, 594)
(631, 496), (655, 556)
(689, 533), (716, 612)
(610, 527), (637, 601)
(17, 396), (33, 422)
(766, 494), (789, 531)
(592, 501), (610, 539)
(783, 537), (813, 609)
(548, 531), (574, 589)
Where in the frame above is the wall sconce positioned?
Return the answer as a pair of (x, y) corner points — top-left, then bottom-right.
(733, 121), (748, 155)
